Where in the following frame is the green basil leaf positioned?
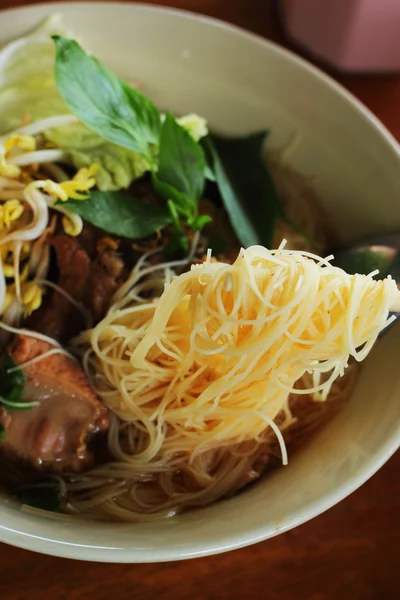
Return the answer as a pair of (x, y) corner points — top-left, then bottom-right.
(152, 174), (192, 216)
(157, 112), (205, 212)
(13, 485), (62, 511)
(204, 133), (281, 248)
(62, 191), (172, 239)
(332, 248), (395, 280)
(53, 37), (161, 160)
(189, 214), (213, 232)
(0, 355), (26, 411)
(201, 138), (216, 182)
(204, 164), (216, 182)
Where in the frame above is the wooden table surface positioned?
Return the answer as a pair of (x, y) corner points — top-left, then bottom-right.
(0, 1), (399, 599)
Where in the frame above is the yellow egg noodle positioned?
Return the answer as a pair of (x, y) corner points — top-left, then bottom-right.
(65, 243), (399, 521)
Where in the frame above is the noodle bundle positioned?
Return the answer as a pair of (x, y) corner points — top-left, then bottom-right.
(66, 245), (399, 520)
(89, 245), (399, 451)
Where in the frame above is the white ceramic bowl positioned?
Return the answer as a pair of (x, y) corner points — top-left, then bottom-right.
(0, 2), (399, 563)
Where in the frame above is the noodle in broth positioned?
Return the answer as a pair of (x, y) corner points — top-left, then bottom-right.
(63, 243), (396, 521)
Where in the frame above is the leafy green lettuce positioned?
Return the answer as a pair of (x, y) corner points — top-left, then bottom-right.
(46, 115), (208, 191)
(0, 14), (70, 134)
(46, 122), (151, 191)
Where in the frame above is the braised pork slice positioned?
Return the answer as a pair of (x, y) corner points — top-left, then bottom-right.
(0, 335), (108, 472)
(27, 236), (91, 343)
(28, 234), (125, 343)
(86, 244), (125, 322)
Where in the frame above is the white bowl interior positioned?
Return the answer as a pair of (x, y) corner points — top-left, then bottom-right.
(0, 2), (399, 562)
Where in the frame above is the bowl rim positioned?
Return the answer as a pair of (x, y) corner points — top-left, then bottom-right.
(0, 1), (399, 563)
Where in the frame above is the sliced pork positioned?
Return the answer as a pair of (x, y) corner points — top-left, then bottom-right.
(28, 233), (125, 343)
(0, 334), (108, 472)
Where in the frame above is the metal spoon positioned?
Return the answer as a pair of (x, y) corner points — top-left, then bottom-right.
(331, 233), (400, 334)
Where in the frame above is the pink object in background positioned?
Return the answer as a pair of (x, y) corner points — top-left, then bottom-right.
(281, 0), (400, 73)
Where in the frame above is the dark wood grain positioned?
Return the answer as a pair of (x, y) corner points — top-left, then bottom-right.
(0, 1), (399, 598)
